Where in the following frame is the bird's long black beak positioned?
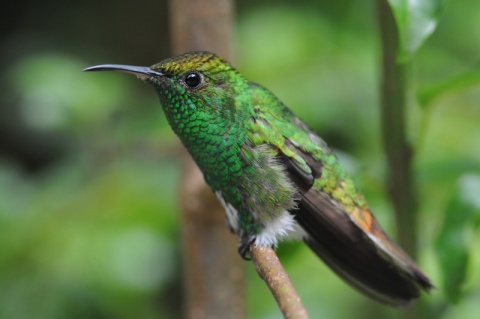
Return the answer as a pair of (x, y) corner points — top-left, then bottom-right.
(83, 64), (163, 80)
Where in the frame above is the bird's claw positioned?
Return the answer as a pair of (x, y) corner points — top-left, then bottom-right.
(238, 235), (256, 260)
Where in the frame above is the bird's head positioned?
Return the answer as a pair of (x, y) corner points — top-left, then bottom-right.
(84, 51), (247, 116)
(84, 51), (252, 150)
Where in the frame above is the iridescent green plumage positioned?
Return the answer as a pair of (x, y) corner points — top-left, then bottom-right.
(84, 51), (433, 306)
(151, 53), (299, 236)
(149, 52), (364, 235)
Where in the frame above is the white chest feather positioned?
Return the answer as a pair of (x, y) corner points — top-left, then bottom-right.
(215, 191), (308, 247)
(215, 191), (239, 231)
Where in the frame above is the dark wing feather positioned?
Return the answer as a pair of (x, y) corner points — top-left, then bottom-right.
(282, 150), (433, 307)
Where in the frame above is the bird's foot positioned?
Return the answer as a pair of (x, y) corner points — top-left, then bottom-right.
(238, 235), (256, 260)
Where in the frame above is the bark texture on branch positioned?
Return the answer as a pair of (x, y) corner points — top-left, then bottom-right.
(250, 245), (310, 319)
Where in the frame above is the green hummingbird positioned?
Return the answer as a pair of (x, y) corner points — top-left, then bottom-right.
(84, 51), (433, 306)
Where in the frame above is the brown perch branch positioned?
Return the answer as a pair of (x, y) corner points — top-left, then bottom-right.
(250, 245), (310, 319)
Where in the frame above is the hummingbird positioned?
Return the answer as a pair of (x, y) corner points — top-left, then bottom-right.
(84, 51), (433, 306)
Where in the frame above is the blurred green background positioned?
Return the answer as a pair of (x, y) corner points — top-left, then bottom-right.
(1, 0), (479, 318)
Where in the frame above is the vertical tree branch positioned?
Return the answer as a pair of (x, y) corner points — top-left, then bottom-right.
(377, 1), (421, 318)
(377, 0), (417, 258)
(168, 1), (245, 319)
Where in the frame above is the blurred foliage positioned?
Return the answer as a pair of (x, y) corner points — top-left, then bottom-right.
(387, 0), (447, 61)
(1, 0), (479, 319)
(434, 174), (480, 303)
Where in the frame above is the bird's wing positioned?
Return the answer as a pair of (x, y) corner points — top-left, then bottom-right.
(283, 145), (432, 306)
(248, 83), (433, 306)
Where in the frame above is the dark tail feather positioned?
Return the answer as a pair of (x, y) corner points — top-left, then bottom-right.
(295, 192), (433, 306)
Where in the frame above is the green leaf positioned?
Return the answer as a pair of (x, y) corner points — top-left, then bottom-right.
(434, 173), (480, 303)
(417, 69), (480, 108)
(387, 0), (447, 61)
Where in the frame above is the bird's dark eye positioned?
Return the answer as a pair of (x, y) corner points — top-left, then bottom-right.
(184, 72), (202, 88)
